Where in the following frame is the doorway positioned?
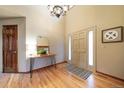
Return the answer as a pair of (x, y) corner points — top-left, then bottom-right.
(2, 25), (18, 73)
(71, 27), (96, 71)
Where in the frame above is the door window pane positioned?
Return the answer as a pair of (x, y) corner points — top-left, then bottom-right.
(88, 31), (93, 66)
(69, 35), (71, 60)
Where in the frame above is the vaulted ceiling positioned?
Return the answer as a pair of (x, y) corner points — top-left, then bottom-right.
(0, 6), (51, 18)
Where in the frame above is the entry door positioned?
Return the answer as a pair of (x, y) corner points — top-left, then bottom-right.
(3, 25), (18, 72)
(79, 31), (87, 69)
(72, 33), (79, 67)
(72, 31), (87, 69)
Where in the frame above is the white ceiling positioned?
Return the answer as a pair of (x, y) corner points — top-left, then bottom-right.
(0, 9), (20, 18)
(0, 6), (49, 18)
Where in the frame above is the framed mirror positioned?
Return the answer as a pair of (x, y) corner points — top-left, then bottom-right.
(37, 36), (50, 55)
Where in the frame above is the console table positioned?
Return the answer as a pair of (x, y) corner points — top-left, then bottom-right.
(29, 53), (56, 78)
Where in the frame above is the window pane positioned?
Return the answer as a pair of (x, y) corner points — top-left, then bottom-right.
(69, 35), (71, 60)
(88, 31), (93, 65)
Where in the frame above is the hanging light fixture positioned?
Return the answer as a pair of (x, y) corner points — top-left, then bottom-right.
(48, 5), (73, 18)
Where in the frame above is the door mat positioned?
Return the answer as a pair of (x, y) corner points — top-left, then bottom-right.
(66, 63), (92, 80)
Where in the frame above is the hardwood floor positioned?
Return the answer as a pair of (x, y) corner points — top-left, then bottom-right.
(0, 63), (124, 88)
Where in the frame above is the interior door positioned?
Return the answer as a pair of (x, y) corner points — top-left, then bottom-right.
(3, 25), (18, 72)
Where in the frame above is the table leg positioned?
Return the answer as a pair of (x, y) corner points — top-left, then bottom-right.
(50, 56), (56, 68)
(53, 56), (56, 68)
(30, 58), (34, 78)
(51, 56), (56, 68)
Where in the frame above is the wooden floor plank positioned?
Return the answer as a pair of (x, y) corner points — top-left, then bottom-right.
(0, 63), (124, 88)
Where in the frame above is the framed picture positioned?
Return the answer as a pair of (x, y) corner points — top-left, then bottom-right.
(102, 26), (123, 43)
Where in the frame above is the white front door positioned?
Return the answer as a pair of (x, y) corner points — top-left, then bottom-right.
(79, 31), (87, 69)
(72, 31), (87, 69)
(72, 32), (79, 67)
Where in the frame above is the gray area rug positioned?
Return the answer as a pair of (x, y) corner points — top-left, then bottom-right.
(66, 63), (92, 80)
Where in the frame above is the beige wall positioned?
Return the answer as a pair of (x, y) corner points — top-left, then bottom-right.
(26, 14), (65, 71)
(24, 6), (65, 71)
(65, 5), (124, 79)
(0, 18), (26, 72)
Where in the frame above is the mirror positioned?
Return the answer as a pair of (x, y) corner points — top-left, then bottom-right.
(37, 36), (50, 55)
(37, 36), (49, 46)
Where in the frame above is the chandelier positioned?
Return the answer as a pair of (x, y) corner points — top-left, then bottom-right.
(48, 5), (73, 18)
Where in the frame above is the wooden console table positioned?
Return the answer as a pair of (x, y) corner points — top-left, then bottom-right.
(29, 53), (56, 78)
